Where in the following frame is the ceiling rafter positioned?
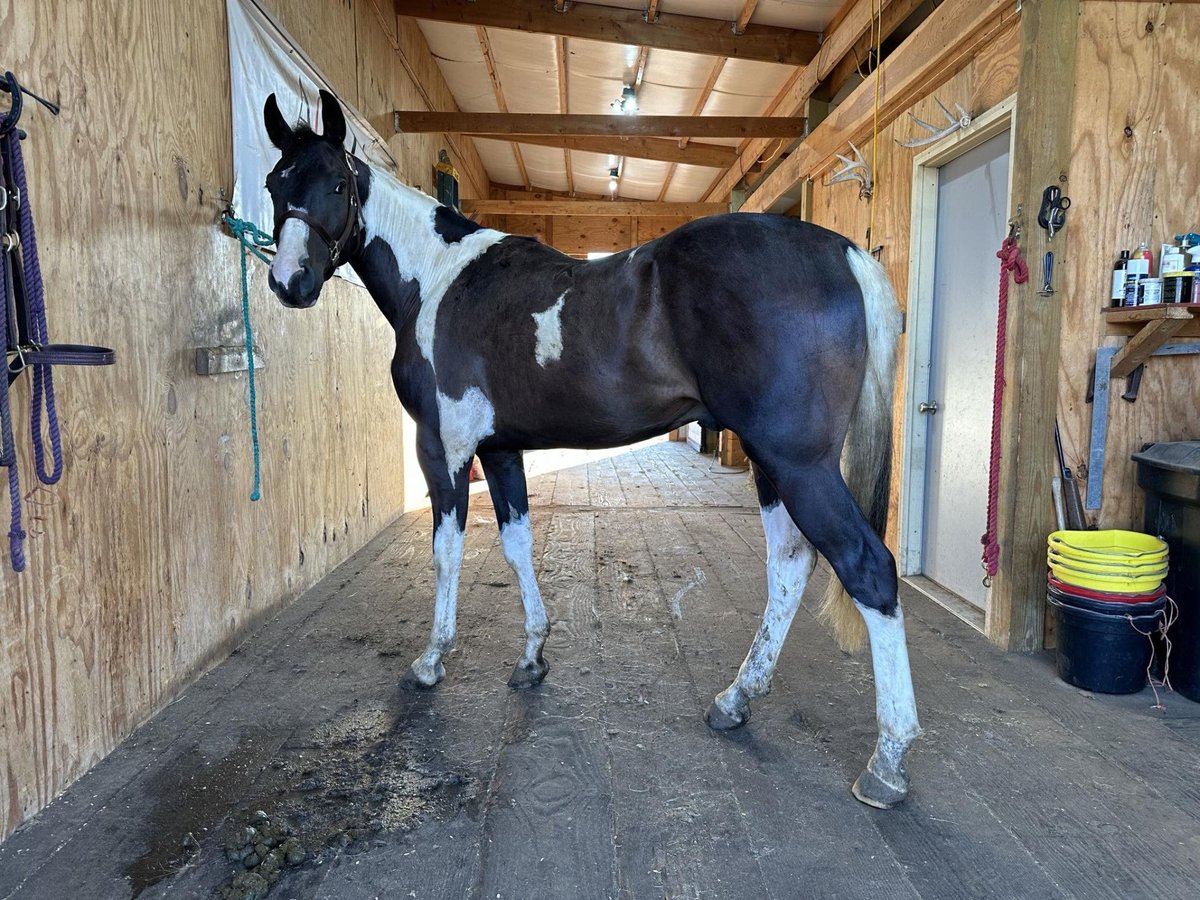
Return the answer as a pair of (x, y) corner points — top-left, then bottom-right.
(491, 134), (735, 168)
(657, 56), (728, 201)
(553, 35), (574, 195)
(818, 0), (925, 102)
(463, 199), (726, 217)
(394, 0), (821, 66)
(733, 0), (760, 35)
(394, 112), (809, 139)
(474, 26), (531, 190)
(703, 0), (899, 203)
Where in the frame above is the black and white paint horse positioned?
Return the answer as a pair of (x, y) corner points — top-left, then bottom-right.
(262, 92), (920, 808)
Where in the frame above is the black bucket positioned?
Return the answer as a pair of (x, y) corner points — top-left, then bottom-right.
(1047, 594), (1164, 694)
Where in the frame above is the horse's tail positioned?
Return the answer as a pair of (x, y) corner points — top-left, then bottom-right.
(818, 245), (903, 652)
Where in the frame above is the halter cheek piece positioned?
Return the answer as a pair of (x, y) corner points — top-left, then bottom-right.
(273, 151), (363, 277)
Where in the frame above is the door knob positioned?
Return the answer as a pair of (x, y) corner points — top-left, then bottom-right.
(918, 401), (939, 414)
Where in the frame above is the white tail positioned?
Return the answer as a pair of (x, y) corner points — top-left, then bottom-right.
(818, 246), (902, 651)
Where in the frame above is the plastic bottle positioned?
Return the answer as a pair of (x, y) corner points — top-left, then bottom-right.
(1111, 250), (1130, 305)
(1123, 242), (1153, 306)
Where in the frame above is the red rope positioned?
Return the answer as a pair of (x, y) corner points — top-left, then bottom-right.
(981, 236), (1029, 580)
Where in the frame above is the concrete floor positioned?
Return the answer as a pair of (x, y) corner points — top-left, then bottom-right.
(2, 441), (1198, 900)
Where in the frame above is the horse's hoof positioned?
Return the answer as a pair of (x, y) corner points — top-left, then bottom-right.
(508, 657), (549, 689)
(704, 700), (748, 731)
(851, 766), (910, 809)
(401, 662), (445, 691)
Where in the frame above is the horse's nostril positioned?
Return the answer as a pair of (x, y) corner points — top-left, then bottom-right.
(296, 265), (316, 297)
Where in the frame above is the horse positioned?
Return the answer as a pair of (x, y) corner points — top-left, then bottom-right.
(261, 91), (920, 809)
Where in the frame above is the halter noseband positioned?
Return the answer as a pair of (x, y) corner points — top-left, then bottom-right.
(273, 150), (363, 275)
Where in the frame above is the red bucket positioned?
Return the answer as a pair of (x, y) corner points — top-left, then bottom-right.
(1047, 574), (1166, 604)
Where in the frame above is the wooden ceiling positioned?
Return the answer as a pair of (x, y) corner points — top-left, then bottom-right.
(392, 0), (926, 206)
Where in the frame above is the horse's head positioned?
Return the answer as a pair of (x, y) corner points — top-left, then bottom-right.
(263, 90), (363, 308)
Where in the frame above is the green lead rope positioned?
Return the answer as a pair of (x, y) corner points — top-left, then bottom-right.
(223, 213), (273, 502)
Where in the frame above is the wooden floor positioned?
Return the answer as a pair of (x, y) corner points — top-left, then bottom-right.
(2, 441), (1198, 899)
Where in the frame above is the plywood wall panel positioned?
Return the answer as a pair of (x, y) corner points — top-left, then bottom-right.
(1060, 2), (1200, 530)
(0, 0), (455, 840)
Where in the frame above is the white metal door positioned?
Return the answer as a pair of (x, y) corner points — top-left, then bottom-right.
(920, 130), (1010, 609)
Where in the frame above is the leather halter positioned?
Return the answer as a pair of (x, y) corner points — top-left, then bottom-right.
(273, 150), (363, 276)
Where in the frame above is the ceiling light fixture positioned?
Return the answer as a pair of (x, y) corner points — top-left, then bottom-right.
(608, 167), (619, 194)
(610, 85), (638, 116)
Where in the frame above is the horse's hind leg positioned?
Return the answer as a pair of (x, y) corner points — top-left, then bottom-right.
(707, 467), (816, 730)
(479, 450), (550, 688)
(405, 430), (472, 689)
(766, 458), (920, 808)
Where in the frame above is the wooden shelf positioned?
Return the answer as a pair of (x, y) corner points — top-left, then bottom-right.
(1101, 304), (1200, 377)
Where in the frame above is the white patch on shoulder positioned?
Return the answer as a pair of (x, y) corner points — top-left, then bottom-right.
(271, 208), (309, 286)
(278, 165), (295, 180)
(531, 291), (568, 367)
(360, 175), (506, 366)
(437, 387), (495, 481)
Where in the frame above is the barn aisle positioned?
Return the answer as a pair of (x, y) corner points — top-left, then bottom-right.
(1, 442), (1197, 900)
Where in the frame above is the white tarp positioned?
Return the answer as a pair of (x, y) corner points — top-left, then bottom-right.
(226, 0), (394, 266)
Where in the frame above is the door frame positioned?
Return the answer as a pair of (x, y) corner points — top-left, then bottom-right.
(898, 95), (1018, 594)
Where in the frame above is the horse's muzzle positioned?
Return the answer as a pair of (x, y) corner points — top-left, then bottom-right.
(268, 265), (320, 309)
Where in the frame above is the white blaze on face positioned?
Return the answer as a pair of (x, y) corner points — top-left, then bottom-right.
(271, 207), (310, 287)
(531, 291), (568, 367)
(436, 387), (495, 483)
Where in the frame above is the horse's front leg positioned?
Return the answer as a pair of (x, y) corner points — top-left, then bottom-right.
(405, 430), (472, 689)
(479, 450), (550, 688)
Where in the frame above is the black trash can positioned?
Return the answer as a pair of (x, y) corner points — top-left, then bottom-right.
(1132, 441), (1200, 703)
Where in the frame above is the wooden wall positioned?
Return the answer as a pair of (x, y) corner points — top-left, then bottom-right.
(1059, 1), (1200, 529)
(0, 0), (483, 840)
(805, 23), (1021, 552)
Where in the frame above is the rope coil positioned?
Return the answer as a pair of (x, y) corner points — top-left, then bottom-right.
(981, 235), (1029, 582)
(222, 213), (272, 502)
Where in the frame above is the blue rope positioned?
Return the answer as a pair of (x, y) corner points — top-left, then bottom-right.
(223, 213), (272, 502)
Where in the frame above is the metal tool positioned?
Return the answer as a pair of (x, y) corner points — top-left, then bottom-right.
(1039, 251), (1054, 296)
(1055, 420), (1086, 531)
(1037, 184), (1070, 239)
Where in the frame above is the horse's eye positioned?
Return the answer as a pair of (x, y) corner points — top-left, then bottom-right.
(335, 181), (346, 194)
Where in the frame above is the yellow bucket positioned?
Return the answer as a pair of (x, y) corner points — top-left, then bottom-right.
(1047, 530), (1167, 564)
(1046, 548), (1169, 575)
(1047, 557), (1167, 594)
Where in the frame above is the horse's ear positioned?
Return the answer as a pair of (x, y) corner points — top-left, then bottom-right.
(319, 90), (347, 146)
(263, 94), (293, 151)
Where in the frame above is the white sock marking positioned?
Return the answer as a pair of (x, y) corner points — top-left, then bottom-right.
(531, 292), (568, 367)
(499, 512), (549, 664)
(717, 503), (815, 715)
(411, 511), (465, 684)
(856, 601), (920, 745)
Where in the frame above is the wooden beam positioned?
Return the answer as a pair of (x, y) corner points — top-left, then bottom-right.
(475, 25), (530, 190)
(987, 0), (1080, 652)
(392, 0), (821, 65)
(703, 0), (899, 203)
(660, 56), (729, 200)
(733, 0), (760, 34)
(488, 133), (736, 168)
(396, 112), (808, 138)
(553, 35), (573, 195)
(739, 0), (1017, 212)
(462, 199), (726, 217)
(819, 0), (925, 103)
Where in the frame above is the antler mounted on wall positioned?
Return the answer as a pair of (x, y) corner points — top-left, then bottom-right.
(825, 141), (873, 200)
(897, 98), (972, 149)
